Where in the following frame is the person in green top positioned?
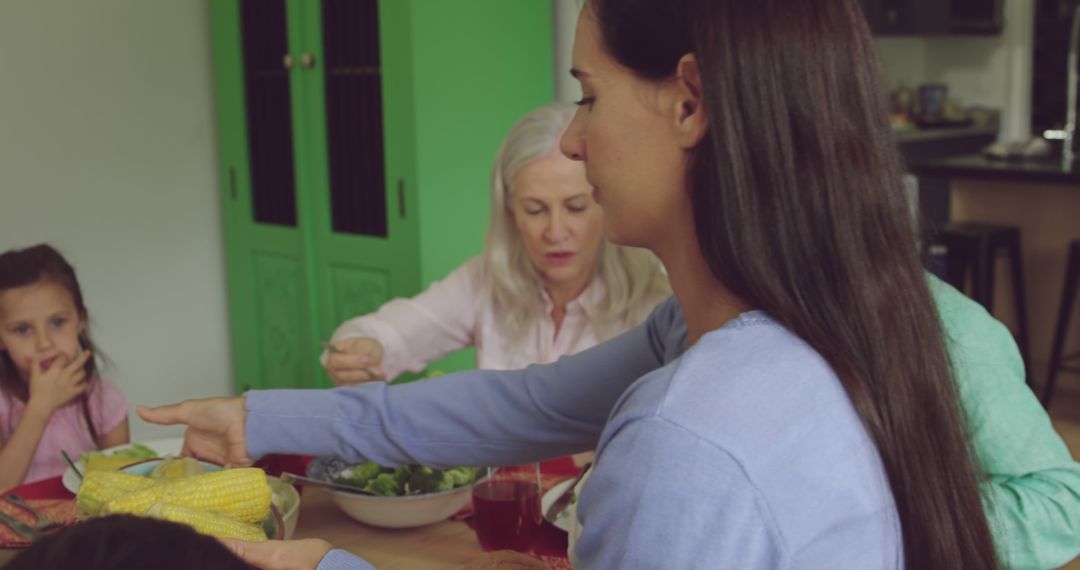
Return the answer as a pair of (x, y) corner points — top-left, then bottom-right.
(929, 276), (1080, 569)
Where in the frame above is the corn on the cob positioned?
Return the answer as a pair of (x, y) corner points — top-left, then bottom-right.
(149, 457), (207, 480)
(75, 470), (157, 518)
(104, 468), (271, 523)
(147, 502), (267, 542)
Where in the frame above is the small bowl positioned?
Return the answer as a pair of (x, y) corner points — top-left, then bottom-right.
(326, 484), (474, 529)
(268, 476), (301, 538)
(120, 459), (294, 539)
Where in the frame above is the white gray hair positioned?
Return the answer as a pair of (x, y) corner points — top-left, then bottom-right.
(481, 102), (671, 343)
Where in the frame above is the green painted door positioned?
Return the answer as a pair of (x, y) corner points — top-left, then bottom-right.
(294, 0), (420, 376)
(213, 0), (317, 392)
(212, 0), (418, 392)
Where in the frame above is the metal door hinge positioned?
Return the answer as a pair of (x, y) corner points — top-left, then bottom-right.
(398, 179), (406, 218)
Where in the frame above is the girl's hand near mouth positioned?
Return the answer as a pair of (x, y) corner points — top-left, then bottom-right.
(26, 350), (92, 415)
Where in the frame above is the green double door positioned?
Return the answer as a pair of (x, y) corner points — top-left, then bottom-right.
(213, 0), (420, 391)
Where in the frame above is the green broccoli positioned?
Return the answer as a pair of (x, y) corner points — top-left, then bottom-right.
(336, 461), (383, 487)
(405, 466), (446, 494)
(444, 467), (480, 487)
(333, 462), (480, 496)
(363, 473), (401, 497)
(392, 465), (413, 486)
(432, 472), (456, 493)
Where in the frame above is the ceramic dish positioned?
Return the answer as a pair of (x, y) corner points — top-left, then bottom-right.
(307, 457), (481, 529)
(540, 478), (576, 532)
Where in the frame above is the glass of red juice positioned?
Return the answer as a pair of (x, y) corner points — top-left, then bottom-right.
(471, 463), (542, 552)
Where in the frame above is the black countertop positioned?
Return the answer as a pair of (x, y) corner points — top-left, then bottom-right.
(894, 125), (998, 144)
(911, 153), (1080, 185)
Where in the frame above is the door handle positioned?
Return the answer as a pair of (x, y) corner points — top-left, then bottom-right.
(398, 179), (406, 218)
(229, 167), (237, 201)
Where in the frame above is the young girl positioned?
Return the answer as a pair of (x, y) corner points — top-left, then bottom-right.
(0, 244), (129, 490)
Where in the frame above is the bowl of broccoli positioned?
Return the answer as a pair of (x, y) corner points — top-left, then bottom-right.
(307, 458), (485, 529)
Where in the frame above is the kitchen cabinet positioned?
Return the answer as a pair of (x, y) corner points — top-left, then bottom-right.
(863, 0), (1002, 35)
(211, 0), (553, 392)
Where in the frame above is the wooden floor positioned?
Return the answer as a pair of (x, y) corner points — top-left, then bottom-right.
(1046, 380), (1080, 570)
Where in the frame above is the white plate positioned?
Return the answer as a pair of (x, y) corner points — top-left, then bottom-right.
(541, 478), (576, 532)
(62, 437), (185, 493)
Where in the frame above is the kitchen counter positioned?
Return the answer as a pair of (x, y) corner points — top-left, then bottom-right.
(894, 125), (998, 144)
(911, 153), (1080, 185)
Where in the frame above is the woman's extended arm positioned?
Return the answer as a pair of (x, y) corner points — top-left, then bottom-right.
(248, 297), (684, 466)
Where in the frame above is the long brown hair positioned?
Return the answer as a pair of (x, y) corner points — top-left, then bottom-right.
(0, 244), (102, 446)
(590, 0), (998, 567)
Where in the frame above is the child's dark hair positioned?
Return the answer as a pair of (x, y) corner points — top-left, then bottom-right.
(0, 244), (102, 445)
(2, 514), (249, 570)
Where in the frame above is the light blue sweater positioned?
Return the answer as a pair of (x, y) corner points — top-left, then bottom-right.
(247, 306), (901, 568)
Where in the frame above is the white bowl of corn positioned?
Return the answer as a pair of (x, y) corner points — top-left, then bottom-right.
(74, 458), (288, 542)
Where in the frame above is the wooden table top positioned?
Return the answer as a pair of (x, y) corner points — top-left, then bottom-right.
(293, 488), (488, 569)
(0, 462), (580, 569)
(0, 488), (489, 569)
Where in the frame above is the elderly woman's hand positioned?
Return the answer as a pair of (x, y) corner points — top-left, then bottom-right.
(323, 337), (387, 385)
(219, 538), (334, 570)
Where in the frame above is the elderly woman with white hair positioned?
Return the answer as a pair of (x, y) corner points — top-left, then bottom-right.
(322, 102), (670, 385)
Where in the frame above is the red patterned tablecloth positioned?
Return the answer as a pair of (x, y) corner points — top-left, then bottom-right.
(1, 456), (580, 569)
(0, 476), (76, 548)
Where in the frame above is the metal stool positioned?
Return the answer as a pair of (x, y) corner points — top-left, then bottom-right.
(935, 222), (1033, 385)
(1044, 239), (1080, 408)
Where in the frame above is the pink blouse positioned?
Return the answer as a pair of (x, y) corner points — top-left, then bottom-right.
(326, 257), (664, 379)
(0, 377), (129, 484)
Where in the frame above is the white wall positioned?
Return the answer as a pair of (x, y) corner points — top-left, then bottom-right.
(552, 0), (583, 103)
(0, 1), (229, 440)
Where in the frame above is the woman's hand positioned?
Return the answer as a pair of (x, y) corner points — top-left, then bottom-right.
(323, 338), (387, 386)
(218, 537), (334, 570)
(136, 397), (252, 466)
(26, 350), (93, 415)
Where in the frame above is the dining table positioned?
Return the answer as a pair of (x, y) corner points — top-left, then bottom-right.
(287, 457), (575, 569)
(0, 459), (577, 569)
(296, 487), (502, 568)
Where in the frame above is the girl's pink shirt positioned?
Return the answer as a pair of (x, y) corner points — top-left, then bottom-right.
(0, 377), (129, 485)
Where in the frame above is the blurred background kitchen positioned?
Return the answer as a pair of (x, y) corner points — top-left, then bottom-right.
(870, 0), (1080, 438)
(0, 1), (1078, 541)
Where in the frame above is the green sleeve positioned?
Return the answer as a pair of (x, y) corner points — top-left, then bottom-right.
(930, 275), (1080, 569)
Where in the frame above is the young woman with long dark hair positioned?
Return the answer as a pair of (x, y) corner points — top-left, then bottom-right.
(575, 0), (998, 567)
(140, 1), (1041, 567)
